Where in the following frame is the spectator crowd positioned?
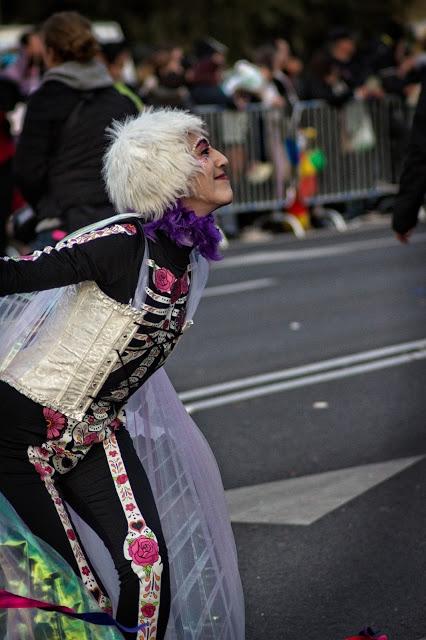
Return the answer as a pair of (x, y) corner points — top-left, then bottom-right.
(1, 12), (426, 252)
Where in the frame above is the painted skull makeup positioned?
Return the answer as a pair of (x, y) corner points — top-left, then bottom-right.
(182, 134), (233, 216)
(192, 137), (211, 167)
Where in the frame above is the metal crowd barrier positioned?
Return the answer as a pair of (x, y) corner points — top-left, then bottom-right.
(290, 98), (400, 207)
(195, 104), (289, 217)
(195, 97), (407, 230)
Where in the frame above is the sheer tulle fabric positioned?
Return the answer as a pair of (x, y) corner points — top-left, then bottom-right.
(70, 369), (245, 639)
(0, 214), (245, 638)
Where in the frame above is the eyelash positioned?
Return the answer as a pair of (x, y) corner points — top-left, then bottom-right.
(201, 147), (210, 156)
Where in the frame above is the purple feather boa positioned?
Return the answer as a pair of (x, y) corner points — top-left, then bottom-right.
(143, 203), (222, 261)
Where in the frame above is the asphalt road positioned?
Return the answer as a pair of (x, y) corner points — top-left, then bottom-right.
(165, 222), (426, 640)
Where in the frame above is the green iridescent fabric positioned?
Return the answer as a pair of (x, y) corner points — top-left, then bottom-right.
(0, 493), (123, 639)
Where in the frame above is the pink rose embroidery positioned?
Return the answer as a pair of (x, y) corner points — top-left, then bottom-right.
(116, 474), (128, 485)
(67, 529), (76, 541)
(110, 418), (122, 431)
(109, 450), (118, 458)
(34, 462), (53, 479)
(141, 603), (156, 618)
(52, 446), (65, 455)
(43, 408), (67, 440)
(128, 535), (159, 566)
(154, 268), (176, 293)
(126, 503), (136, 512)
(81, 566), (90, 576)
(122, 224), (137, 235)
(83, 432), (100, 446)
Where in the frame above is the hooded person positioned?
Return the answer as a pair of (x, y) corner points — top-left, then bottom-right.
(14, 12), (139, 249)
(0, 107), (245, 640)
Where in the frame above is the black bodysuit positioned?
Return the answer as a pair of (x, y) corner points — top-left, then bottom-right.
(0, 219), (193, 639)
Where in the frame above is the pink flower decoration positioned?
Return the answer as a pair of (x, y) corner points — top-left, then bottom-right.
(116, 474), (128, 485)
(83, 432), (100, 445)
(154, 268), (176, 293)
(43, 407), (67, 440)
(52, 230), (67, 241)
(52, 446), (65, 455)
(34, 462), (53, 479)
(109, 450), (118, 457)
(128, 535), (159, 566)
(81, 566), (90, 576)
(126, 503), (135, 512)
(141, 603), (156, 618)
(67, 529), (76, 541)
(110, 418), (122, 430)
(122, 223), (137, 235)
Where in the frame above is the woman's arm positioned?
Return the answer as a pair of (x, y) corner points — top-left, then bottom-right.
(0, 222), (143, 300)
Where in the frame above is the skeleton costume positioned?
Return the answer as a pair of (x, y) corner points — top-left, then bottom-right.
(0, 110), (245, 639)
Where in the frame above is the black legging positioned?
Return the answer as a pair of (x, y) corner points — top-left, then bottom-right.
(0, 381), (170, 639)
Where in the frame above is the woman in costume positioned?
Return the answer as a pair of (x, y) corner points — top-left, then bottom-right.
(0, 109), (244, 639)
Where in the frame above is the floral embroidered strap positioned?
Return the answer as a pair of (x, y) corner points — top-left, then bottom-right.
(104, 434), (163, 639)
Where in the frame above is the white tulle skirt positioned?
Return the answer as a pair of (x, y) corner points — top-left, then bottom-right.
(0, 368), (245, 639)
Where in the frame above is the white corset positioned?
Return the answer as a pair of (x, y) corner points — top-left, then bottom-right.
(1, 282), (143, 420)
(0, 216), (209, 420)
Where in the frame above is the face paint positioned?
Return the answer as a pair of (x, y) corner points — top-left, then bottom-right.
(192, 137), (211, 167)
(182, 132), (233, 217)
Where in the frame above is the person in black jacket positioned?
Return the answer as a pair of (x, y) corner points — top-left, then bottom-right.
(14, 11), (138, 248)
(392, 67), (426, 242)
(0, 77), (22, 254)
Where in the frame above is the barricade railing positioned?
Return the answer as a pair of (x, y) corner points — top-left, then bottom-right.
(290, 98), (401, 207)
(195, 104), (290, 218)
(195, 97), (407, 224)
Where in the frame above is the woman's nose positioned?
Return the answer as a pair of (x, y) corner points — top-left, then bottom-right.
(214, 149), (229, 168)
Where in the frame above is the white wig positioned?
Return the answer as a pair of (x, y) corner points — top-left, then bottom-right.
(103, 108), (206, 221)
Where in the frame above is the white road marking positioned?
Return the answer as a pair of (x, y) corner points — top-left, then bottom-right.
(225, 456), (424, 525)
(289, 321), (301, 331)
(180, 339), (426, 403)
(203, 278), (276, 298)
(185, 349), (426, 413)
(313, 401), (329, 409)
(215, 233), (426, 269)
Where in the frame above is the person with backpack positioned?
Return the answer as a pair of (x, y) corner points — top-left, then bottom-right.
(0, 77), (22, 255)
(14, 12), (138, 248)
